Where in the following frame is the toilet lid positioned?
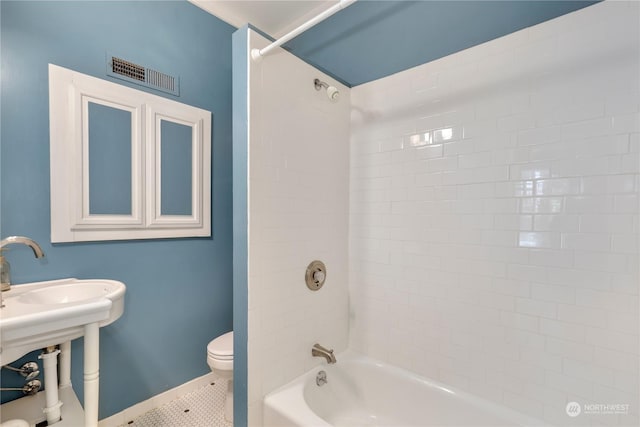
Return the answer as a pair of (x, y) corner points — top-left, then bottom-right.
(207, 331), (233, 358)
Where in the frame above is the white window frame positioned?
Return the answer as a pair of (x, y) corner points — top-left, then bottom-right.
(49, 64), (211, 242)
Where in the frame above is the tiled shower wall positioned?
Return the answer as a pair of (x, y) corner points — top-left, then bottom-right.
(349, 1), (639, 426)
(246, 31), (350, 424)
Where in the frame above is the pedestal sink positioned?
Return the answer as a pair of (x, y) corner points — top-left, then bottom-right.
(0, 278), (126, 427)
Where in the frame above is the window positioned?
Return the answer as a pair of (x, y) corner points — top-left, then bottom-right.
(49, 64), (211, 242)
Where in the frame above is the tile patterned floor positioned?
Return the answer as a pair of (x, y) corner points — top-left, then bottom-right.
(122, 381), (232, 427)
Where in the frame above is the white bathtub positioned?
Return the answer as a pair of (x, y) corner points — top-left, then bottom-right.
(264, 351), (548, 426)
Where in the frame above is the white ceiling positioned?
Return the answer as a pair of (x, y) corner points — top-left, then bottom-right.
(189, 0), (338, 38)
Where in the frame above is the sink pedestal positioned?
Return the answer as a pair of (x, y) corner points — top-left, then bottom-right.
(0, 327), (101, 427)
(0, 278), (126, 427)
(84, 322), (100, 427)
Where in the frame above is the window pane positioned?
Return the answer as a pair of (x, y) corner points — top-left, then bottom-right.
(88, 102), (132, 215)
(160, 120), (192, 216)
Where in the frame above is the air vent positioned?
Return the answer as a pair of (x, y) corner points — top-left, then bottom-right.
(107, 54), (179, 96)
(112, 57), (146, 82)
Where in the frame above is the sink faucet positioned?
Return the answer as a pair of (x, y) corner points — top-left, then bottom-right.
(312, 343), (336, 364)
(0, 236), (45, 292)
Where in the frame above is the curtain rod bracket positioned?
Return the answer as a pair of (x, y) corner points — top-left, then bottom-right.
(251, 48), (264, 62)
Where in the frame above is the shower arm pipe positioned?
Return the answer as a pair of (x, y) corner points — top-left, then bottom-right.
(251, 0), (357, 61)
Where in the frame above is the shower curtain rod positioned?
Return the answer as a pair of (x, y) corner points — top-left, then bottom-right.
(251, 0), (357, 61)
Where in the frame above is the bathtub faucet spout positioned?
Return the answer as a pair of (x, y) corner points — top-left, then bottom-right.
(312, 343), (336, 364)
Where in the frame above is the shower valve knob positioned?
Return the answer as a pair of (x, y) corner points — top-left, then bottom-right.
(313, 270), (325, 283)
(305, 260), (327, 291)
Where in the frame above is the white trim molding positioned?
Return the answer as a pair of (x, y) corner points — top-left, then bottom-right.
(49, 64), (212, 242)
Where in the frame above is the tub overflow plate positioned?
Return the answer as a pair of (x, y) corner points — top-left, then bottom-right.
(305, 260), (326, 291)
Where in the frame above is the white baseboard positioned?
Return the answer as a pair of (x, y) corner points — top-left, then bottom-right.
(99, 372), (217, 427)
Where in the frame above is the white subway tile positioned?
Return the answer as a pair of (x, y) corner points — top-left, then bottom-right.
(545, 370), (595, 400)
(516, 297), (557, 319)
(458, 151), (493, 169)
(546, 337), (595, 364)
(457, 182), (495, 199)
(534, 214), (580, 232)
(561, 233), (611, 251)
(614, 369), (639, 395)
(440, 104), (476, 126)
(529, 141), (575, 162)
(424, 156), (458, 172)
(483, 198), (520, 214)
(435, 126), (463, 143)
(495, 181), (535, 197)
(611, 233), (638, 253)
(518, 126), (562, 146)
(519, 381), (567, 407)
(463, 119), (497, 139)
(565, 196), (615, 214)
(586, 327), (639, 355)
(520, 197), (563, 214)
(508, 263), (549, 282)
(458, 214), (494, 230)
(504, 328), (545, 351)
(574, 251), (628, 273)
(443, 139), (476, 158)
(415, 144), (444, 159)
(536, 178), (581, 196)
(606, 311), (639, 335)
(492, 147), (530, 165)
(614, 194), (639, 213)
(551, 157), (614, 178)
(494, 214), (533, 230)
(540, 318), (587, 342)
(554, 100), (604, 124)
(581, 175), (636, 195)
(630, 132), (639, 152)
(561, 117), (613, 141)
(562, 358), (615, 387)
(593, 347), (639, 375)
(475, 133), (517, 152)
(510, 161), (552, 180)
(518, 231), (560, 248)
(416, 114), (444, 133)
(558, 303), (607, 328)
(482, 230), (518, 247)
(579, 214), (635, 233)
(492, 278), (531, 298)
(468, 165), (510, 183)
(531, 282), (575, 304)
(621, 151), (640, 174)
(548, 267), (610, 291)
(576, 288), (638, 313)
(612, 112), (640, 134)
(497, 113), (536, 133)
(582, 134), (631, 158)
(521, 348), (563, 373)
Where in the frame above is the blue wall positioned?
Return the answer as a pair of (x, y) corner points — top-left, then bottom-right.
(285, 0), (599, 86)
(0, 0), (234, 419)
(231, 26), (249, 427)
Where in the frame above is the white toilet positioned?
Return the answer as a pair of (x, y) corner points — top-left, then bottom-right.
(207, 331), (233, 422)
